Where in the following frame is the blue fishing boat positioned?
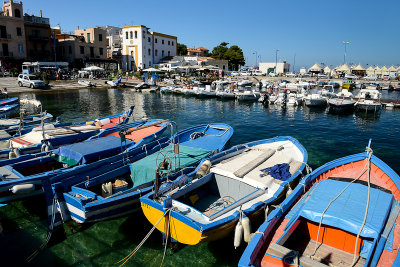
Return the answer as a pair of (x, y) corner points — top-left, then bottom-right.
(140, 136), (308, 246)
(0, 111), (53, 131)
(0, 104), (19, 117)
(0, 107), (134, 160)
(0, 119), (167, 204)
(47, 123), (233, 224)
(0, 97), (18, 107)
(239, 143), (400, 267)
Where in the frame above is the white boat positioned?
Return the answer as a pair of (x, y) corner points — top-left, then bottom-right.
(160, 86), (174, 93)
(107, 77), (122, 87)
(196, 85), (216, 98)
(304, 93), (327, 107)
(327, 89), (356, 112)
(236, 88), (260, 101)
(216, 90), (236, 99)
(238, 80), (253, 87)
(365, 83), (379, 90)
(78, 80), (96, 87)
(354, 89), (382, 112)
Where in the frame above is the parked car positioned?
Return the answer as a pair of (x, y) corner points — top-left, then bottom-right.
(252, 70), (265, 76)
(344, 73), (359, 80)
(17, 74), (46, 88)
(364, 75), (378, 81)
(269, 72), (278, 77)
(300, 73), (312, 77)
(317, 73), (329, 79)
(285, 72), (297, 77)
(240, 71), (252, 76)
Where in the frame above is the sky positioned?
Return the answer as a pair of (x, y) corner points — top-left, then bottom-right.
(20, 0), (400, 70)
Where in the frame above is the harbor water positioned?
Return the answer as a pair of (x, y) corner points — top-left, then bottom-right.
(1, 88), (400, 266)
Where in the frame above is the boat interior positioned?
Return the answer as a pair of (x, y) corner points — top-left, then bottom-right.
(103, 124), (164, 143)
(165, 141), (304, 224)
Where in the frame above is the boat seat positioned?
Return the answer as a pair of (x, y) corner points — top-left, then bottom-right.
(265, 243), (326, 267)
(0, 167), (21, 180)
(234, 149), (275, 178)
(289, 160), (303, 175)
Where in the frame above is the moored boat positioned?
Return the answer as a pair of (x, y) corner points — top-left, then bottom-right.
(0, 97), (18, 107)
(328, 89), (356, 112)
(49, 123), (233, 224)
(140, 136), (308, 246)
(239, 144), (400, 267)
(304, 93), (327, 107)
(354, 89), (382, 112)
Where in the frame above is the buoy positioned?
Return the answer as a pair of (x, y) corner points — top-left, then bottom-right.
(195, 160), (211, 178)
(242, 214), (252, 243)
(10, 184), (35, 194)
(101, 182), (113, 197)
(286, 184), (293, 197)
(8, 151), (16, 159)
(234, 221), (243, 249)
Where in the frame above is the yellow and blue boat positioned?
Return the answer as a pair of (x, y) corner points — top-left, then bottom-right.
(140, 136), (308, 246)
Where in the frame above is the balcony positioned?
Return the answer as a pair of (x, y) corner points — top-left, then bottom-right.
(0, 51), (14, 57)
(0, 34), (11, 40)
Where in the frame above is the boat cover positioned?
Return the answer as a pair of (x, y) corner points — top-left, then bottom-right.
(130, 144), (211, 186)
(292, 179), (393, 239)
(51, 136), (132, 166)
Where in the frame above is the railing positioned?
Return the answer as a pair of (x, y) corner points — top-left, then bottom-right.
(0, 34), (11, 40)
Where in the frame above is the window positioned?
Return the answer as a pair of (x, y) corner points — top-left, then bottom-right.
(162, 50), (164, 57)
(149, 61), (151, 66)
(168, 41), (170, 45)
(162, 40), (164, 45)
(135, 31), (137, 38)
(130, 31), (133, 39)
(126, 31), (128, 39)
(155, 49), (158, 56)
(99, 48), (103, 55)
(168, 51), (170, 56)
(87, 33), (91, 43)
(148, 48), (150, 56)
(16, 27), (22, 36)
(148, 37), (150, 42)
(99, 34), (103, 42)
(18, 44), (23, 53)
(172, 41), (174, 46)
(143, 31), (145, 37)
(155, 38), (157, 43)
(14, 9), (21, 18)
(80, 46), (84, 54)
(69, 46), (72, 54)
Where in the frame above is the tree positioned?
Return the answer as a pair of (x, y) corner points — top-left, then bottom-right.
(177, 43), (187, 56)
(225, 45), (245, 70)
(210, 42), (229, 59)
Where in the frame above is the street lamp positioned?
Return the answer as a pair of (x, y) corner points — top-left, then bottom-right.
(253, 51), (258, 68)
(343, 41), (350, 64)
(275, 49), (279, 75)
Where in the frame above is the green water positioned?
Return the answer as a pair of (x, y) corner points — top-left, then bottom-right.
(1, 88), (400, 266)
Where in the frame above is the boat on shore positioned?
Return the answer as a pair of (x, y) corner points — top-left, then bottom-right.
(239, 144), (400, 267)
(78, 80), (96, 87)
(140, 136), (307, 246)
(48, 123), (233, 224)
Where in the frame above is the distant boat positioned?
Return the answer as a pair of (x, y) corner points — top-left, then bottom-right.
(239, 145), (400, 267)
(304, 93), (327, 107)
(236, 88), (260, 101)
(78, 80), (96, 87)
(328, 89), (356, 112)
(107, 77), (122, 87)
(141, 136), (307, 246)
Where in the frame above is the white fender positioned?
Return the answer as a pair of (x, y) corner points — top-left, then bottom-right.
(101, 182), (113, 197)
(8, 151), (16, 159)
(10, 184), (35, 194)
(195, 160), (211, 178)
(242, 214), (252, 243)
(286, 184), (293, 197)
(234, 221), (243, 249)
(265, 205), (269, 221)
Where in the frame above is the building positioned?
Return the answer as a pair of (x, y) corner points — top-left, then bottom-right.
(0, 0), (26, 69)
(158, 56), (228, 72)
(105, 25), (122, 70)
(24, 11), (53, 62)
(259, 62), (290, 74)
(187, 46), (208, 57)
(121, 25), (177, 71)
(57, 27), (108, 69)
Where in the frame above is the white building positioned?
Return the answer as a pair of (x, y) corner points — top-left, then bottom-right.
(121, 25), (177, 71)
(259, 62), (290, 74)
(158, 56), (228, 72)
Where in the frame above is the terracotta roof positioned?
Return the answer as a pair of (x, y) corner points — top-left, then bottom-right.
(197, 47), (208, 51)
(187, 49), (202, 53)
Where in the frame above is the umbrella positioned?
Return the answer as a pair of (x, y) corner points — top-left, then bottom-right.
(84, 66), (104, 71)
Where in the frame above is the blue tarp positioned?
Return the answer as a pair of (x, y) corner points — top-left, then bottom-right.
(260, 163), (291, 181)
(295, 179), (393, 239)
(51, 136), (132, 166)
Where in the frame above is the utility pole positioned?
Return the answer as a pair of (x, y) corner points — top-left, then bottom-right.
(343, 41), (350, 64)
(275, 49), (279, 75)
(253, 51), (258, 68)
